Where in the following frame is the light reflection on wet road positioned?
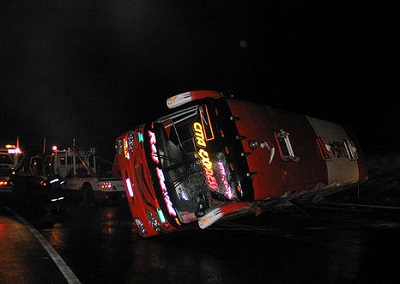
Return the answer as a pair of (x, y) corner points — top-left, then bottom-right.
(1, 196), (400, 283)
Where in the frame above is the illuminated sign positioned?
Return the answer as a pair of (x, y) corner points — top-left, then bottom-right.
(218, 161), (234, 200)
(156, 167), (176, 217)
(193, 122), (206, 147)
(193, 122), (219, 191)
(148, 130), (176, 217)
(148, 130), (159, 163)
(123, 139), (130, 159)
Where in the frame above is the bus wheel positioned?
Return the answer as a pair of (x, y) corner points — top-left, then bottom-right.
(82, 183), (94, 206)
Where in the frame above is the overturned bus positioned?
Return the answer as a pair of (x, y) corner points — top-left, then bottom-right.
(115, 90), (368, 238)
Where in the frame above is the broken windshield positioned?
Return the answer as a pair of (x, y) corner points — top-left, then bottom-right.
(153, 104), (239, 223)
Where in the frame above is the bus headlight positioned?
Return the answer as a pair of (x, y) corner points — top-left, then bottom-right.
(134, 218), (147, 235)
(146, 210), (162, 232)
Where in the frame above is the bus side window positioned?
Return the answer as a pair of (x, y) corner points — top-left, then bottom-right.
(274, 129), (299, 162)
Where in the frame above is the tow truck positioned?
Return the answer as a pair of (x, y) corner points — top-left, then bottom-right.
(44, 146), (126, 205)
(115, 90), (368, 238)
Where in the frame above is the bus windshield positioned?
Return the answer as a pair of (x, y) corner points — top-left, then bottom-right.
(151, 104), (239, 222)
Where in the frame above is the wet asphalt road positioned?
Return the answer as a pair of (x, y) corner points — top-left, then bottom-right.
(1, 188), (400, 284)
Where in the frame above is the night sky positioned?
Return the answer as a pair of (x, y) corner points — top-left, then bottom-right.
(1, 0), (395, 159)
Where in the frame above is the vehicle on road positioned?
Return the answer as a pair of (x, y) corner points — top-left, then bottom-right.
(115, 90), (368, 238)
(11, 163), (64, 216)
(44, 146), (126, 205)
(0, 143), (22, 193)
(0, 167), (14, 194)
(0, 147), (65, 220)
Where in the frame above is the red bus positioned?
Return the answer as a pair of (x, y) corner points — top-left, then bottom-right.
(115, 90), (368, 238)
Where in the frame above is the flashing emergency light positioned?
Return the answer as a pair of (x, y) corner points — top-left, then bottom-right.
(7, 148), (21, 154)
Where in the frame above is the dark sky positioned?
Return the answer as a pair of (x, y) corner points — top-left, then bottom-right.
(0, 0), (395, 158)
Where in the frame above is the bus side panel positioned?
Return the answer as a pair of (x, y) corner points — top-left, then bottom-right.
(342, 124), (368, 182)
(227, 100), (328, 200)
(227, 101), (281, 199)
(308, 117), (367, 185)
(267, 109), (329, 195)
(307, 117), (366, 186)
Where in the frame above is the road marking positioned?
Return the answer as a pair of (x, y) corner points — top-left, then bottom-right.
(6, 206), (82, 284)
